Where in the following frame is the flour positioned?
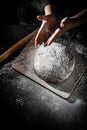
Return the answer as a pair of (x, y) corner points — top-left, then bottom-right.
(34, 42), (75, 83)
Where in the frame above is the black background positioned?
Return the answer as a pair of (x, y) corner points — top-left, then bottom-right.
(0, 1), (87, 130)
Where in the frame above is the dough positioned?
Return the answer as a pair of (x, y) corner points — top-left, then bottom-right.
(34, 42), (75, 83)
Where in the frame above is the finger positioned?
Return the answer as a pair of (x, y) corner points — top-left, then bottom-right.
(35, 28), (42, 45)
(35, 27), (47, 45)
(60, 17), (69, 28)
(35, 36), (40, 46)
(35, 32), (49, 46)
(35, 24), (44, 45)
(35, 20), (48, 45)
(35, 32), (42, 45)
(37, 15), (48, 22)
(44, 28), (62, 46)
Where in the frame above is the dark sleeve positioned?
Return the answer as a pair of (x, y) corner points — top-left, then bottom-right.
(31, 0), (52, 13)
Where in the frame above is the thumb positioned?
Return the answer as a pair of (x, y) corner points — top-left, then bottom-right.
(60, 17), (69, 28)
(37, 15), (48, 22)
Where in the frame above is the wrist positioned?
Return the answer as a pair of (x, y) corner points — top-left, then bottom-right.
(69, 17), (80, 29)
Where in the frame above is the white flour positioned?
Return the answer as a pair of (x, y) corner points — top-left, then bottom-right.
(34, 42), (75, 83)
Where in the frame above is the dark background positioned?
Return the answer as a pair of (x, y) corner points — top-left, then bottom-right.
(0, 0), (40, 24)
(0, 1), (87, 130)
(0, 0), (86, 24)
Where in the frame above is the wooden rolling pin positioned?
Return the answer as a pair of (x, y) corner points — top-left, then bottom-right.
(0, 28), (38, 63)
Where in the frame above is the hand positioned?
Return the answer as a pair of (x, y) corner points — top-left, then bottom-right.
(44, 17), (73, 46)
(44, 10), (87, 46)
(35, 14), (59, 46)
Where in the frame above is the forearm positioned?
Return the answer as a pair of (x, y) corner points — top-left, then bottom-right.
(70, 9), (87, 29)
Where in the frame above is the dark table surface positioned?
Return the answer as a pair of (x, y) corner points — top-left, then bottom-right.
(0, 24), (87, 130)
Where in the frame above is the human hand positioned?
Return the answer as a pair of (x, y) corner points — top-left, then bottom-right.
(44, 17), (73, 46)
(35, 9), (87, 46)
(35, 14), (58, 46)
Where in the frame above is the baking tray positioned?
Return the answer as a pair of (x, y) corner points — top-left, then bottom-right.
(11, 36), (87, 99)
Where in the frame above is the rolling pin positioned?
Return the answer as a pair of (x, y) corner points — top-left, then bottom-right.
(0, 28), (38, 63)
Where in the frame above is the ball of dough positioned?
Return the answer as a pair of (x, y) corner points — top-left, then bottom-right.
(34, 42), (75, 83)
